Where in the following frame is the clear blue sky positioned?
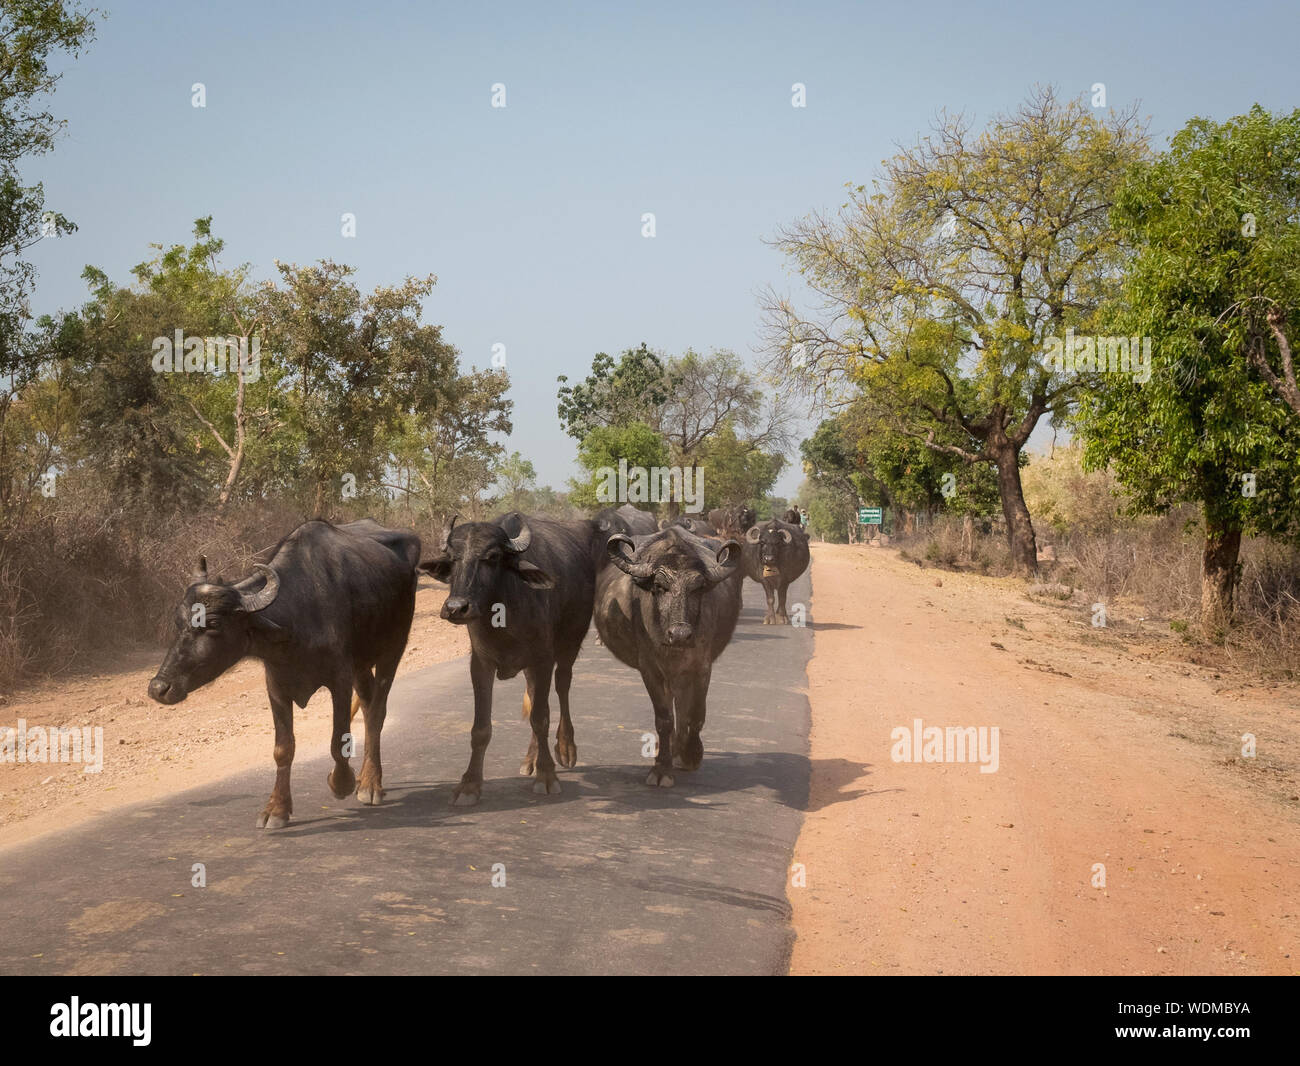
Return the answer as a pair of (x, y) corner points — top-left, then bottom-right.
(25, 0), (1300, 496)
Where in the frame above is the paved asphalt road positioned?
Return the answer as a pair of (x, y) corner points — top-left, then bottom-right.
(0, 569), (813, 976)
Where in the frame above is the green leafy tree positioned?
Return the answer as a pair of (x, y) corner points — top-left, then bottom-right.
(390, 366), (512, 521)
(556, 343), (672, 442)
(261, 262), (461, 513)
(0, 0), (95, 517)
(696, 420), (785, 511)
(493, 450), (537, 511)
(568, 421), (669, 511)
(1078, 106), (1300, 636)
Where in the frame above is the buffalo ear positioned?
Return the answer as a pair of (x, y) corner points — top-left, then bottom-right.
(511, 557), (555, 590)
(419, 555), (453, 583)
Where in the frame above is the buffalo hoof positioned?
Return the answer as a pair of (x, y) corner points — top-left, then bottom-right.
(327, 766), (356, 799)
(257, 810), (290, 829)
(451, 782), (481, 806)
(645, 769), (675, 787)
(518, 756), (535, 776)
(554, 737), (578, 769)
(356, 783), (384, 806)
(532, 771), (562, 795)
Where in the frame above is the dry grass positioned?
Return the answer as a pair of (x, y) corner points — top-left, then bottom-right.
(896, 506), (1300, 679)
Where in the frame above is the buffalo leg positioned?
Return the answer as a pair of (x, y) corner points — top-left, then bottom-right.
(258, 678), (295, 829)
(641, 664), (675, 787)
(778, 580), (792, 624)
(762, 580), (778, 625)
(327, 673), (362, 799)
(518, 673), (538, 776)
(357, 651), (398, 806)
(552, 653), (578, 769)
(527, 663), (561, 795)
(452, 651), (494, 806)
(672, 664), (710, 771)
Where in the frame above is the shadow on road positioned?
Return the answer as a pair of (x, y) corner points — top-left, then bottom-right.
(202, 749), (889, 840)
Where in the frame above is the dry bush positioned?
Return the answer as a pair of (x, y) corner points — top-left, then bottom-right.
(0, 491), (306, 692)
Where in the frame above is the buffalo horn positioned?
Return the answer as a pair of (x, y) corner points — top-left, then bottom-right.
(239, 564), (280, 612)
(607, 534), (655, 580)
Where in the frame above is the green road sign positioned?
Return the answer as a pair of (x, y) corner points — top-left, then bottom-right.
(858, 507), (882, 524)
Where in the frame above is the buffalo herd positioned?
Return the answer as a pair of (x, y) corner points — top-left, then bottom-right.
(148, 501), (810, 827)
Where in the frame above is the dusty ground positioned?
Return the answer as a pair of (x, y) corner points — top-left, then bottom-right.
(0, 584), (469, 849)
(791, 542), (1300, 975)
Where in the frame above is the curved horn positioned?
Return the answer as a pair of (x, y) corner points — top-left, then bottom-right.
(606, 534), (655, 580)
(505, 515), (531, 553)
(239, 564), (280, 612)
(706, 540), (743, 584)
(440, 514), (459, 552)
(780, 529), (793, 543)
(745, 526), (762, 543)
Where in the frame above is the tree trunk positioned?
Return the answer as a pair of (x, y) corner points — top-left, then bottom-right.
(991, 440), (1038, 574)
(1201, 509), (1241, 641)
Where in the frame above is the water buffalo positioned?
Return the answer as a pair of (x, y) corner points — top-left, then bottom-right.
(781, 507), (801, 525)
(420, 511), (599, 803)
(147, 519), (420, 828)
(708, 505), (756, 539)
(744, 518), (811, 625)
(594, 526), (743, 786)
(595, 503), (658, 536)
(661, 515), (718, 536)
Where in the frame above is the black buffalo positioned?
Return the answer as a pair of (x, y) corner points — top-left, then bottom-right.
(594, 503), (658, 537)
(781, 507), (801, 525)
(147, 519), (420, 828)
(661, 514), (718, 536)
(707, 505), (756, 539)
(594, 526), (743, 786)
(743, 518), (811, 625)
(420, 511), (600, 803)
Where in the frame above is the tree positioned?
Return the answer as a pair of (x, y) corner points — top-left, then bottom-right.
(261, 262), (461, 512)
(128, 217), (276, 511)
(0, 0), (95, 358)
(493, 450), (536, 511)
(1078, 106), (1300, 637)
(558, 343), (792, 516)
(556, 343), (672, 442)
(390, 367), (512, 521)
(696, 420), (785, 511)
(659, 348), (789, 466)
(0, 0), (95, 518)
(763, 87), (1148, 572)
(568, 421), (669, 511)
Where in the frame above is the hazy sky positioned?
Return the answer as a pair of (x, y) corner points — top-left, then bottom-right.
(25, 0), (1300, 497)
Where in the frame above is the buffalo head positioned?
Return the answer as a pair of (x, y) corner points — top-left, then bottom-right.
(606, 530), (741, 647)
(421, 512), (554, 623)
(746, 522), (793, 578)
(148, 556), (282, 705)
